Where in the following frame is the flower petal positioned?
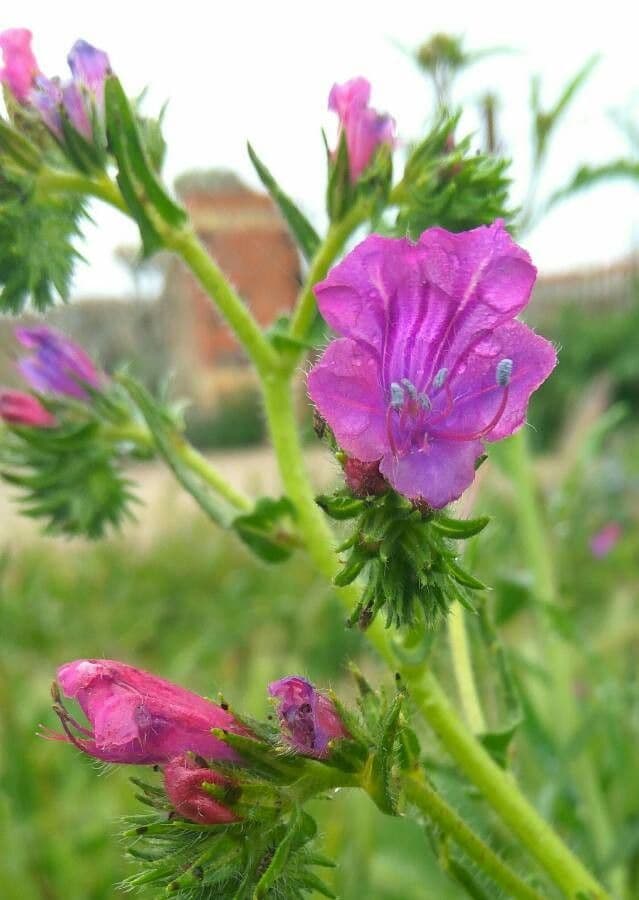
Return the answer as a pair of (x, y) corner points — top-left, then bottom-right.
(308, 338), (388, 461)
(435, 320), (557, 442)
(379, 438), (484, 508)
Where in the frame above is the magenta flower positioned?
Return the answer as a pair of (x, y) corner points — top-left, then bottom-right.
(590, 522), (622, 559)
(0, 388), (56, 428)
(16, 326), (102, 400)
(163, 755), (240, 825)
(329, 77), (396, 183)
(49, 659), (246, 765)
(0, 28), (39, 103)
(31, 38), (110, 140)
(268, 675), (349, 759)
(308, 221), (557, 508)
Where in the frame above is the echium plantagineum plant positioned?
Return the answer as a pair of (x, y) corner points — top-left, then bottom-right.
(0, 27), (622, 900)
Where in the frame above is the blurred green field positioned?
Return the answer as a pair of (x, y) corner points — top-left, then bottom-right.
(1, 361), (639, 898)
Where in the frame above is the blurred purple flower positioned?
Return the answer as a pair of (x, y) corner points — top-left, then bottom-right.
(16, 326), (102, 400)
(590, 522), (622, 559)
(0, 28), (39, 103)
(0, 388), (56, 428)
(268, 675), (349, 759)
(308, 221), (557, 508)
(30, 38), (110, 140)
(329, 77), (396, 183)
(48, 659), (246, 765)
(163, 755), (240, 825)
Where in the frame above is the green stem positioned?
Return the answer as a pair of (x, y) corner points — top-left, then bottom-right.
(447, 602), (487, 734)
(37, 167), (129, 214)
(262, 373), (609, 900)
(403, 772), (544, 900)
(173, 440), (252, 512)
(501, 429), (624, 897)
(287, 203), (368, 356)
(166, 227), (280, 376)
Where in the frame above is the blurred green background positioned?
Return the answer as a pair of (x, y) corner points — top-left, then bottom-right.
(1, 291), (639, 898)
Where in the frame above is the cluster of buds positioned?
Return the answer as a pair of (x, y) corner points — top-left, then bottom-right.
(0, 28), (110, 145)
(47, 660), (353, 826)
(0, 325), (102, 429)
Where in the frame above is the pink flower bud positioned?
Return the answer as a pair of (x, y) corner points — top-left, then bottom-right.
(16, 326), (102, 400)
(0, 389), (56, 427)
(268, 675), (349, 759)
(0, 28), (39, 103)
(163, 755), (240, 825)
(329, 77), (396, 183)
(50, 659), (247, 765)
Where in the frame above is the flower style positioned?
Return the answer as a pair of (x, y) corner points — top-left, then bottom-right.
(329, 77), (396, 183)
(163, 755), (240, 825)
(49, 659), (246, 764)
(0, 388), (56, 427)
(16, 326), (102, 400)
(30, 38), (110, 140)
(268, 675), (349, 759)
(0, 28), (39, 103)
(308, 221), (557, 508)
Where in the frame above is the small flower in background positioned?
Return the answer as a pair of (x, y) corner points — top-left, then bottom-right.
(16, 326), (102, 400)
(0, 388), (56, 427)
(268, 675), (349, 759)
(163, 755), (240, 825)
(0, 28), (39, 103)
(329, 77), (396, 183)
(308, 220), (557, 508)
(47, 659), (246, 764)
(590, 521), (622, 559)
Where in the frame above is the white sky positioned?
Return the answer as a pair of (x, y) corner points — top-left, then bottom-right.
(3, 0), (639, 297)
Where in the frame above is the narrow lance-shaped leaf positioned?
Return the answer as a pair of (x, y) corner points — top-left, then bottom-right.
(247, 142), (320, 261)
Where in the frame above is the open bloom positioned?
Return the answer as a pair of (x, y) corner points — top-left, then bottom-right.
(308, 221), (556, 508)
(0, 28), (39, 103)
(329, 77), (396, 183)
(164, 755), (240, 825)
(50, 659), (246, 765)
(268, 675), (349, 759)
(30, 38), (110, 140)
(0, 388), (56, 427)
(590, 522), (622, 559)
(16, 326), (102, 400)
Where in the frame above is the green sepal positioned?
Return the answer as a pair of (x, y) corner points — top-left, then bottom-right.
(105, 76), (186, 229)
(362, 693), (403, 814)
(232, 496), (298, 563)
(326, 129), (352, 222)
(316, 492), (366, 520)
(0, 117), (41, 171)
(247, 142), (320, 262)
(59, 110), (105, 174)
(432, 514), (490, 539)
(210, 728), (306, 782)
(447, 559), (488, 591)
(253, 808), (316, 898)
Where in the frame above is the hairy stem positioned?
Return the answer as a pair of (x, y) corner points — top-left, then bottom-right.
(403, 771), (545, 900)
(173, 441), (252, 512)
(286, 203), (368, 358)
(37, 167), (129, 214)
(447, 602), (487, 734)
(263, 373), (609, 899)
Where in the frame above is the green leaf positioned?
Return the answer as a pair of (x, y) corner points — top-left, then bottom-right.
(478, 722), (520, 769)
(316, 492), (366, 520)
(119, 374), (232, 526)
(548, 159), (639, 210)
(364, 693), (403, 814)
(232, 496), (297, 563)
(0, 117), (41, 171)
(105, 76), (186, 235)
(247, 142), (320, 262)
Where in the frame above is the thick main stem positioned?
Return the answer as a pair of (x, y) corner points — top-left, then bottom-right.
(403, 772), (544, 900)
(447, 602), (487, 734)
(263, 373), (609, 900)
